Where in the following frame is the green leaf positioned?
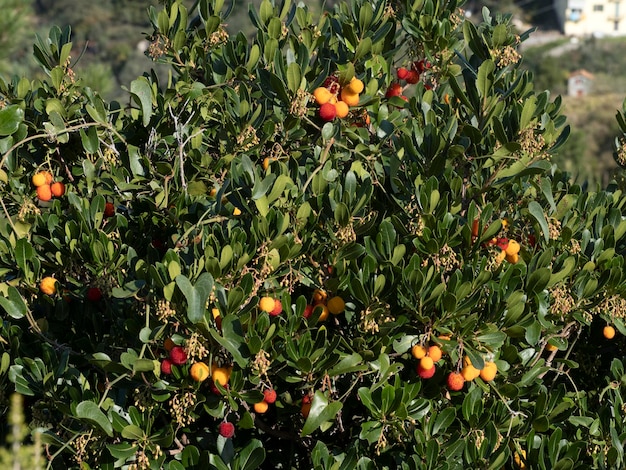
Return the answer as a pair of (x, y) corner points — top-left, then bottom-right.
(237, 440), (266, 470)
(75, 401), (113, 436)
(209, 315), (248, 368)
(528, 201), (550, 242)
(130, 77), (153, 127)
(286, 62), (301, 94)
(175, 273), (214, 323)
(0, 286), (27, 319)
(477, 60), (495, 100)
(0, 105), (24, 136)
(301, 391), (343, 437)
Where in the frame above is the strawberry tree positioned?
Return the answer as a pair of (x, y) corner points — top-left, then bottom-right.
(2, 0), (626, 468)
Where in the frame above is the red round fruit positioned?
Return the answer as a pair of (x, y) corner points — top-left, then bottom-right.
(319, 102), (337, 121)
(104, 202), (115, 218)
(263, 389), (277, 404)
(405, 70), (420, 84)
(269, 299), (283, 316)
(86, 287), (102, 302)
(218, 421), (235, 439)
(447, 372), (465, 391)
(385, 83), (402, 98)
(496, 237), (509, 250)
(161, 359), (173, 375)
(397, 67), (409, 80)
(169, 346), (188, 365)
(303, 304), (314, 319)
(417, 363), (436, 379)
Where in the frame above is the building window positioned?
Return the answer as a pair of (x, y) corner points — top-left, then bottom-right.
(593, 4), (603, 12)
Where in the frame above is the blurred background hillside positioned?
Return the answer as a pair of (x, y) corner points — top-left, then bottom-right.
(1, 0), (624, 186)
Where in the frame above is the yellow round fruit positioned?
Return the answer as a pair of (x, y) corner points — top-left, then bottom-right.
(480, 361), (498, 382)
(253, 400), (269, 414)
(411, 344), (427, 359)
(39, 277), (57, 295)
(546, 343), (558, 352)
(335, 100), (349, 118)
(347, 77), (364, 94)
(233, 207), (242, 216)
(212, 308), (221, 319)
(259, 296), (276, 313)
(514, 449), (527, 469)
(420, 356), (434, 370)
(32, 171), (49, 187)
(212, 367), (230, 386)
(495, 249), (507, 265)
(340, 88), (360, 107)
(327, 296), (345, 315)
(604, 325), (616, 339)
(313, 87), (333, 105)
(190, 362), (210, 382)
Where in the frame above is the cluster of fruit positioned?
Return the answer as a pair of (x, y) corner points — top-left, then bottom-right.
(312, 76), (364, 122)
(32, 170), (65, 202)
(412, 340), (498, 391)
(472, 219), (522, 265)
(252, 388), (277, 415)
(385, 59), (432, 99)
(302, 288), (346, 321)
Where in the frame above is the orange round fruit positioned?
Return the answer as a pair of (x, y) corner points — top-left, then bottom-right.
(420, 356), (434, 371)
(39, 276), (57, 295)
(495, 249), (507, 265)
(259, 296), (275, 313)
(301, 395), (312, 418)
(312, 289), (327, 304)
(262, 157), (272, 171)
(346, 77), (364, 94)
(506, 252), (520, 264)
(314, 304), (330, 321)
(313, 87), (332, 105)
(233, 207), (242, 216)
(480, 361), (498, 382)
(32, 171), (52, 187)
(604, 325), (616, 339)
(427, 345), (442, 362)
(340, 89), (359, 107)
(447, 372), (465, 391)
(514, 449), (527, 469)
(505, 239), (521, 256)
(190, 362), (210, 382)
(546, 343), (558, 352)
(327, 296), (345, 315)
(253, 400), (269, 414)
(461, 364), (481, 381)
(411, 344), (427, 359)
(36, 184), (52, 202)
(50, 182), (65, 197)
(212, 367), (230, 387)
(335, 100), (349, 118)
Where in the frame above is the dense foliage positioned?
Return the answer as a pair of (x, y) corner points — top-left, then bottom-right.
(2, 0), (626, 468)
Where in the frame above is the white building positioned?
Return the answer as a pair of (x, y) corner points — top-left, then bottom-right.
(554, 0), (626, 36)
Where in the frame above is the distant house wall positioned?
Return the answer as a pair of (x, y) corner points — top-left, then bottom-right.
(567, 70), (594, 96)
(554, 0), (626, 36)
